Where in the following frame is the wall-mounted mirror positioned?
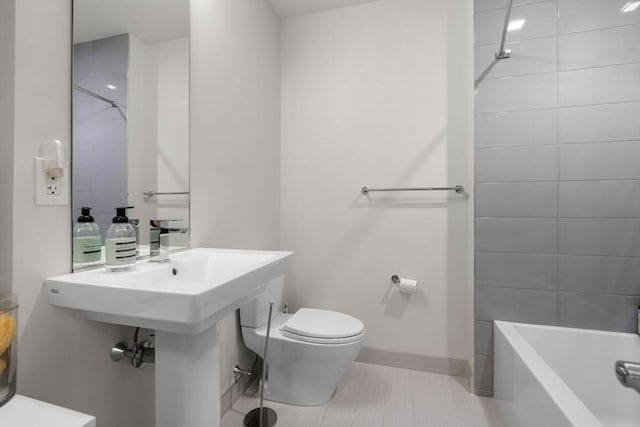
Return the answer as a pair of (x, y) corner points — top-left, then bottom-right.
(71, 0), (190, 270)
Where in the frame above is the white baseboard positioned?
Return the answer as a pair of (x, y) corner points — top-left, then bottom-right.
(220, 383), (242, 417)
(356, 348), (469, 378)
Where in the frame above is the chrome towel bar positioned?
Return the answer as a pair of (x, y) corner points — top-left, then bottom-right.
(361, 185), (464, 195)
(143, 191), (190, 198)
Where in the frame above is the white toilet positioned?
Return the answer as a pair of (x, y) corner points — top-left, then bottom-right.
(239, 276), (365, 406)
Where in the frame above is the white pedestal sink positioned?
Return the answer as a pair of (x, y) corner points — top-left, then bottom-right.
(45, 247), (292, 427)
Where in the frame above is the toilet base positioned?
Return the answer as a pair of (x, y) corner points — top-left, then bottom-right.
(262, 340), (361, 406)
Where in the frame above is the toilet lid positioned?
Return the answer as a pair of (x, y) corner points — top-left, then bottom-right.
(281, 308), (364, 342)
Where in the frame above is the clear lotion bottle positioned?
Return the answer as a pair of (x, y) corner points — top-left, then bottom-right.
(105, 206), (137, 271)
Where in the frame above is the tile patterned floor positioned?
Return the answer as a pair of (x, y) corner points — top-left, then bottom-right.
(222, 362), (504, 427)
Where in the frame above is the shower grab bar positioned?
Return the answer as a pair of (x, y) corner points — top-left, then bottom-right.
(361, 185), (464, 195)
(143, 191), (190, 198)
(495, 0), (514, 60)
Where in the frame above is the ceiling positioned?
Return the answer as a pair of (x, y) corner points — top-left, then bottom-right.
(74, 0), (380, 45)
(73, 0), (189, 44)
(268, 0), (381, 18)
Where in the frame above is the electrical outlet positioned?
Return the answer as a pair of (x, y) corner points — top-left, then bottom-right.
(34, 157), (69, 206)
(45, 175), (61, 195)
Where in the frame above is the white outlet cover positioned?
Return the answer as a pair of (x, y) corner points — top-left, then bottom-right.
(34, 157), (69, 206)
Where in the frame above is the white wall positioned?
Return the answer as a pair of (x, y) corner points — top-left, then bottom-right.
(10, 1), (155, 425)
(281, 0), (474, 361)
(190, 0), (281, 393)
(128, 34), (159, 244)
(0, 0), (15, 294)
(151, 37), (190, 231)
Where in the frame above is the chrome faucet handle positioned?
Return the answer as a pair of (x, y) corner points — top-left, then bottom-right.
(615, 361), (640, 394)
(150, 219), (189, 234)
(149, 219), (189, 263)
(150, 218), (182, 227)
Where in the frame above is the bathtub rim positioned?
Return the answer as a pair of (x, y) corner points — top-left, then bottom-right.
(494, 320), (602, 427)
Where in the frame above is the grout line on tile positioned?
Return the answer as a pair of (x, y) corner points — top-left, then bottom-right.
(477, 178), (640, 184)
(558, 21), (640, 37)
(478, 249), (640, 259)
(477, 139), (640, 150)
(476, 98), (640, 115)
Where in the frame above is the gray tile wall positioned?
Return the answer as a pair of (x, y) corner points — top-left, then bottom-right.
(73, 34), (128, 236)
(474, 0), (640, 395)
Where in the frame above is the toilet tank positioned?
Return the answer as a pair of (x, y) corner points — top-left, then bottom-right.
(239, 275), (284, 328)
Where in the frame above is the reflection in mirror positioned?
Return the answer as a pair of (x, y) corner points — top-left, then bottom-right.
(72, 0), (190, 270)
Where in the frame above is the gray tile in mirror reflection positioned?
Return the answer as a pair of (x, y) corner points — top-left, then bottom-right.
(73, 146), (91, 169)
(558, 0), (640, 34)
(474, 354), (493, 395)
(559, 181), (640, 218)
(476, 73), (558, 113)
(559, 293), (640, 333)
(559, 102), (640, 144)
(73, 169), (91, 192)
(560, 219), (640, 257)
(73, 42), (91, 58)
(73, 100), (93, 124)
(476, 252), (558, 290)
(476, 183), (558, 217)
(93, 48), (130, 76)
(73, 191), (91, 209)
(475, 286), (558, 324)
(560, 255), (640, 296)
(92, 102), (127, 122)
(475, 321), (494, 356)
(559, 63), (640, 107)
(91, 121), (127, 145)
(559, 25), (640, 71)
(476, 109), (558, 148)
(73, 55), (91, 80)
(91, 143), (127, 168)
(477, 218), (558, 253)
(92, 191), (128, 215)
(73, 124), (91, 146)
(475, 37), (557, 81)
(474, 1), (558, 46)
(91, 34), (129, 54)
(559, 141), (640, 181)
(476, 146), (558, 182)
(90, 167), (127, 191)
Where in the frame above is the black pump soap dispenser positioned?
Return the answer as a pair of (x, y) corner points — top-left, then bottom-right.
(105, 206), (137, 270)
(72, 207), (102, 267)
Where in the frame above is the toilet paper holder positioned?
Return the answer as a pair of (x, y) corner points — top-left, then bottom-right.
(391, 275), (418, 294)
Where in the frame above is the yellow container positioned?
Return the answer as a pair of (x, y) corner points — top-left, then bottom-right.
(0, 294), (17, 407)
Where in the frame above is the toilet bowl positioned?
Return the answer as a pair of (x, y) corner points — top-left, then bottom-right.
(239, 277), (365, 406)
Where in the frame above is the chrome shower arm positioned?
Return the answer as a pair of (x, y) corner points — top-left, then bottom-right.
(495, 0), (514, 60)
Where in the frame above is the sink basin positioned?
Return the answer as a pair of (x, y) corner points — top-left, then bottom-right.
(46, 247), (292, 427)
(46, 248), (291, 334)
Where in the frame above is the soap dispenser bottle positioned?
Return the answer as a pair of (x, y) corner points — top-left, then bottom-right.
(105, 206), (137, 270)
(72, 207), (102, 267)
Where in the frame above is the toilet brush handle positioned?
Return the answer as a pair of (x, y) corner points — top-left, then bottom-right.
(259, 302), (275, 427)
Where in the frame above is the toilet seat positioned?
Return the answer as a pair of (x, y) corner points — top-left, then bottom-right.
(281, 308), (365, 344)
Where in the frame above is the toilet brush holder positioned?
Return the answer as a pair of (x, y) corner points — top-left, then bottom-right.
(244, 302), (277, 427)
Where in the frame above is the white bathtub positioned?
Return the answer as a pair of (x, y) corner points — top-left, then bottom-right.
(493, 321), (640, 427)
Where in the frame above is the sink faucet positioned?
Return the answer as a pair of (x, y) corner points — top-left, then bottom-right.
(149, 219), (189, 263)
(615, 361), (640, 394)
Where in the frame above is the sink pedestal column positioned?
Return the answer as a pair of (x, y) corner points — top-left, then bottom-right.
(155, 326), (220, 427)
